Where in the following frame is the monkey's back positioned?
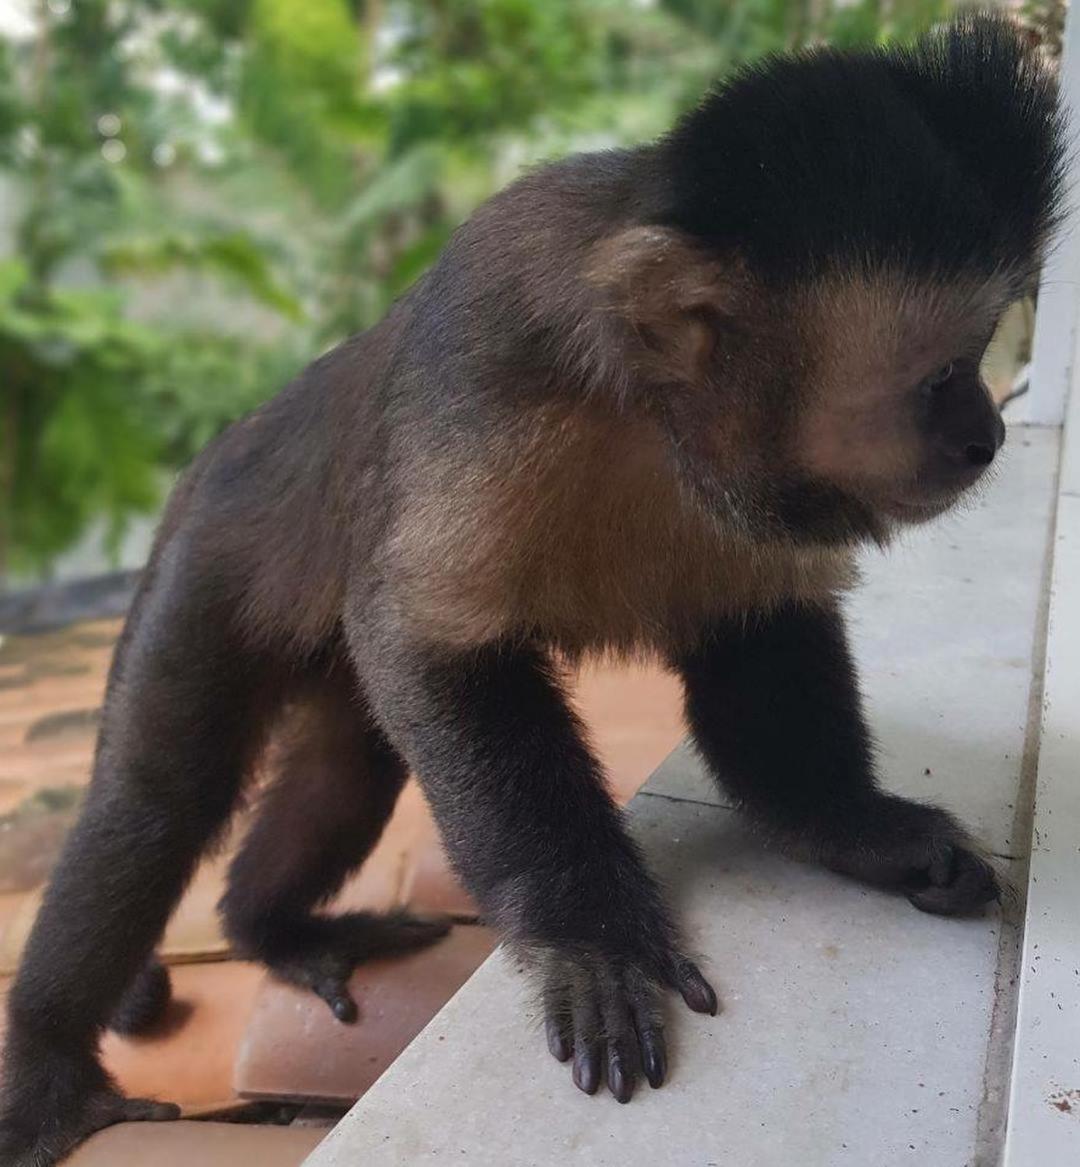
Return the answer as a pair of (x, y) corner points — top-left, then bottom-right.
(139, 306), (416, 653)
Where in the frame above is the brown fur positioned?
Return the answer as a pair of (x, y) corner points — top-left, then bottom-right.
(390, 396), (857, 656)
(583, 226), (742, 387)
(795, 272), (1010, 500)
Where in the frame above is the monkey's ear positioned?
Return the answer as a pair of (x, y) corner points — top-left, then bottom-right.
(584, 226), (739, 382)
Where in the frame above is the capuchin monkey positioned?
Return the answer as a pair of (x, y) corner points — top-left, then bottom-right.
(0, 13), (1064, 1164)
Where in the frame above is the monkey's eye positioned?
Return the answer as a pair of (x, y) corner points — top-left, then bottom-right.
(924, 361), (954, 390)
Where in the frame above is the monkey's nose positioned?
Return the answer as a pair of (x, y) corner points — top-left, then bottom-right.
(940, 410), (1004, 476)
(964, 441), (995, 467)
(966, 412), (1006, 467)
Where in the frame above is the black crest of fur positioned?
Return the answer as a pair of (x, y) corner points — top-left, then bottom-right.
(661, 12), (1065, 285)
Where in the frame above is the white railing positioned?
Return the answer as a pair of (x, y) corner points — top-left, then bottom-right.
(1025, 0), (1080, 425)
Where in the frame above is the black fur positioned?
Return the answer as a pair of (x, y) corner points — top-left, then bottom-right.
(676, 603), (998, 915)
(108, 957), (172, 1037)
(663, 12), (1064, 285)
(678, 602), (878, 833)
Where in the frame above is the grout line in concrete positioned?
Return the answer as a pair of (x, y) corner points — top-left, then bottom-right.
(972, 430), (1062, 1166)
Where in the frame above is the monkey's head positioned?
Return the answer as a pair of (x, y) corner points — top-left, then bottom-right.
(591, 13), (1063, 546)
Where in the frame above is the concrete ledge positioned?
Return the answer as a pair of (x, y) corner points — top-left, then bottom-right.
(1003, 492), (1080, 1161)
(305, 427), (1060, 1166)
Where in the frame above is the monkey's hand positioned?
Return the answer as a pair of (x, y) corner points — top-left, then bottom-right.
(539, 945), (717, 1103)
(0, 1039), (179, 1167)
(821, 793), (999, 915)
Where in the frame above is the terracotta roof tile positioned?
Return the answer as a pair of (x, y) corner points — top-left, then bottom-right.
(101, 961), (264, 1110)
(234, 925), (494, 1104)
(66, 1120), (325, 1166)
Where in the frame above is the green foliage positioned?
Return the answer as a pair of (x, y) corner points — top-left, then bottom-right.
(1, 0), (969, 582)
(240, 0), (376, 205)
(100, 232), (303, 319)
(0, 259), (161, 570)
(0, 0), (307, 577)
(827, 0), (956, 48)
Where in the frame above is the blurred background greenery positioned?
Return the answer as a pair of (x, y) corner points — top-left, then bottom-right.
(0, 0), (1064, 589)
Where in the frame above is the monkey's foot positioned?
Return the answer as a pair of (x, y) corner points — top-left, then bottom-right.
(821, 793), (999, 916)
(540, 948), (717, 1103)
(0, 1046), (179, 1167)
(267, 910), (452, 1023)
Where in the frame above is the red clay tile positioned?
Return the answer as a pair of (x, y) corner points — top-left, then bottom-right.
(0, 779), (30, 815)
(234, 925), (494, 1104)
(102, 961), (264, 1110)
(0, 965), (255, 1112)
(0, 893), (26, 951)
(397, 834), (476, 918)
(329, 853), (401, 916)
(572, 660), (685, 804)
(0, 804), (80, 906)
(0, 623), (116, 805)
(0, 681), (108, 727)
(67, 1120), (325, 1166)
(0, 852), (232, 974)
(1, 745), (95, 792)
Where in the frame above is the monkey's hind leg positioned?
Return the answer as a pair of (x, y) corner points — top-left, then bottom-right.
(220, 662), (450, 1022)
(0, 563), (281, 1167)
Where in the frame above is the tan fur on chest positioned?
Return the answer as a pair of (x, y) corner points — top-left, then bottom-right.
(389, 402), (855, 655)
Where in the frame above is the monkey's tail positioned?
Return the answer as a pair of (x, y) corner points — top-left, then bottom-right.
(108, 954), (173, 1036)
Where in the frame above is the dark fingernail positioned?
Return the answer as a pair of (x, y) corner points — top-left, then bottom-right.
(679, 965), (719, 1015)
(331, 995), (358, 1023)
(608, 1058), (634, 1104)
(642, 1039), (666, 1089)
(546, 1017), (571, 1062)
(573, 1048), (600, 1095)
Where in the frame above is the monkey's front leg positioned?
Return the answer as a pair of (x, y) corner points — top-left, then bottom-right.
(349, 632), (716, 1102)
(675, 601), (998, 915)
